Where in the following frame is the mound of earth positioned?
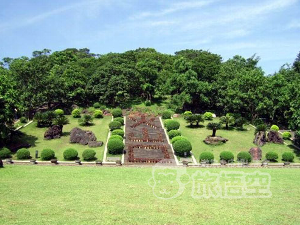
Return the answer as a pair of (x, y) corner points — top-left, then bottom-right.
(44, 125), (62, 140)
(70, 127), (97, 145)
(204, 136), (228, 145)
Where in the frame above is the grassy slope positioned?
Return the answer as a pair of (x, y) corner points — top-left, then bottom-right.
(14, 115), (111, 161)
(173, 117), (300, 163)
(0, 166), (299, 225)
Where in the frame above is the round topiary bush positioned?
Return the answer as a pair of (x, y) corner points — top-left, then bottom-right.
(0, 147), (12, 159)
(164, 119), (180, 131)
(171, 136), (188, 144)
(107, 139), (124, 154)
(72, 109), (81, 118)
(63, 148), (78, 160)
(41, 149), (55, 160)
(237, 151), (252, 163)
(162, 110), (172, 119)
(168, 130), (181, 139)
(282, 132), (291, 140)
(20, 117), (27, 123)
(109, 135), (123, 142)
(16, 148), (31, 159)
(203, 112), (213, 120)
(145, 100), (151, 106)
(109, 121), (122, 131)
(282, 152), (294, 162)
(220, 151), (234, 162)
(82, 149), (96, 161)
(93, 102), (101, 108)
(112, 108), (123, 118)
(199, 152), (214, 163)
(173, 139), (192, 157)
(111, 129), (124, 137)
(265, 151), (278, 162)
(114, 117), (124, 125)
(55, 109), (64, 116)
(270, 125), (279, 132)
(183, 111), (192, 119)
(94, 110), (103, 118)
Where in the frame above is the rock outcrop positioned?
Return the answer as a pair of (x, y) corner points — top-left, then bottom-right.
(44, 125), (62, 140)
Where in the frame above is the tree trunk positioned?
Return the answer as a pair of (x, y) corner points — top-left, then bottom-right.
(226, 123), (229, 130)
(212, 129), (216, 137)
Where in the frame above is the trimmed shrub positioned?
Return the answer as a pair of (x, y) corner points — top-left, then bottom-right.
(168, 130), (181, 139)
(173, 139), (192, 157)
(20, 117), (27, 123)
(109, 135), (123, 142)
(282, 132), (292, 140)
(114, 117), (124, 125)
(111, 129), (124, 137)
(54, 109), (64, 116)
(183, 111), (192, 119)
(93, 102), (101, 108)
(265, 151), (278, 162)
(41, 149), (55, 160)
(164, 119), (180, 131)
(82, 149), (96, 161)
(16, 148), (31, 159)
(220, 151), (234, 162)
(0, 147), (12, 159)
(112, 108), (123, 118)
(282, 152), (294, 162)
(270, 125), (279, 132)
(237, 151), (252, 163)
(94, 110), (103, 118)
(107, 139), (124, 154)
(199, 152), (214, 163)
(145, 100), (151, 106)
(171, 136), (188, 144)
(72, 109), (81, 118)
(78, 114), (93, 126)
(203, 112), (213, 120)
(109, 121), (122, 131)
(63, 148), (78, 160)
(162, 110), (172, 119)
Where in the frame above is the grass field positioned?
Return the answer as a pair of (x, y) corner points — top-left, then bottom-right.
(173, 117), (300, 163)
(0, 165), (299, 224)
(13, 115), (112, 161)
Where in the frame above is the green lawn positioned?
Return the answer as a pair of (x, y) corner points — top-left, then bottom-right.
(13, 115), (112, 161)
(0, 166), (299, 224)
(173, 117), (300, 163)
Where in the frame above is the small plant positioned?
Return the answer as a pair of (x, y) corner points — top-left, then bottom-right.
(199, 152), (214, 163)
(162, 110), (172, 119)
(0, 147), (12, 159)
(20, 117), (27, 123)
(16, 148), (31, 159)
(237, 151), (252, 163)
(220, 151), (234, 162)
(164, 119), (180, 131)
(109, 135), (123, 142)
(203, 112), (213, 120)
(82, 149), (96, 161)
(282, 152), (294, 162)
(109, 121), (122, 131)
(255, 124), (267, 134)
(168, 130), (181, 139)
(78, 114), (93, 126)
(107, 139), (124, 154)
(112, 108), (123, 118)
(173, 139), (192, 157)
(94, 110), (103, 118)
(114, 117), (124, 125)
(72, 109), (81, 118)
(220, 113), (234, 130)
(93, 102), (101, 108)
(282, 132), (292, 140)
(265, 151), (278, 162)
(54, 109), (64, 116)
(183, 111), (192, 119)
(185, 114), (204, 126)
(41, 149), (55, 160)
(206, 122), (222, 137)
(145, 100), (151, 106)
(253, 118), (264, 126)
(53, 116), (69, 130)
(235, 117), (247, 130)
(270, 125), (279, 132)
(63, 148), (78, 160)
(111, 129), (124, 137)
(171, 136), (188, 144)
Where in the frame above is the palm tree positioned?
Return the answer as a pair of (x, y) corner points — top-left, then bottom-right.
(206, 122), (222, 137)
(220, 114), (234, 130)
(53, 116), (69, 133)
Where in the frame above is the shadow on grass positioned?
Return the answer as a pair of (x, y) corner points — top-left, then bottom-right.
(62, 131), (71, 136)
(221, 127), (235, 131)
(287, 144), (300, 157)
(185, 124), (205, 129)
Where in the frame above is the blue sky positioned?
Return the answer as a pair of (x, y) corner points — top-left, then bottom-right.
(0, 0), (300, 74)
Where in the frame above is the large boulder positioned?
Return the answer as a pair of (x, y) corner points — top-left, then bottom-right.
(249, 147), (262, 160)
(268, 131), (284, 144)
(44, 125), (62, 140)
(70, 128), (97, 145)
(204, 136), (228, 145)
(253, 131), (267, 146)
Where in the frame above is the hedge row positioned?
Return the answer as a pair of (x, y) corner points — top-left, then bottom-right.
(107, 110), (124, 155)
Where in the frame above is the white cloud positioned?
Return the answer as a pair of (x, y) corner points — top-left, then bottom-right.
(287, 20), (300, 29)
